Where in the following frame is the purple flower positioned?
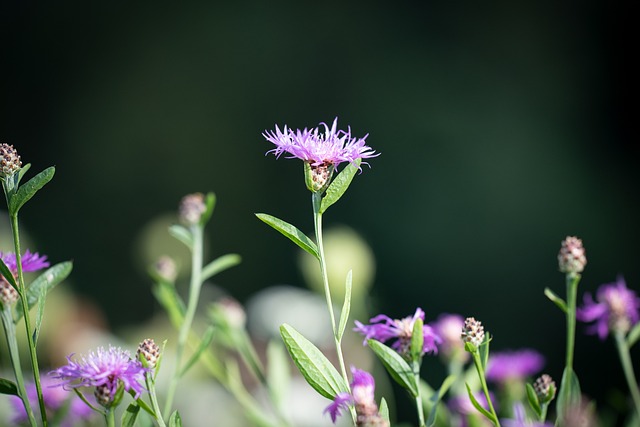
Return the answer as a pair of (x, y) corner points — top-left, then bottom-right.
(324, 367), (386, 425)
(50, 346), (148, 407)
(449, 391), (496, 415)
(502, 403), (553, 427)
(0, 249), (50, 273)
(263, 117), (379, 169)
(485, 349), (545, 383)
(577, 276), (640, 339)
(431, 313), (469, 362)
(354, 308), (442, 357)
(10, 377), (94, 427)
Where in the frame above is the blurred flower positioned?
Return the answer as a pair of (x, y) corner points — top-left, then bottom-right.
(0, 249), (50, 273)
(449, 390), (496, 416)
(533, 374), (556, 403)
(10, 377), (94, 427)
(0, 143), (22, 177)
(431, 313), (469, 363)
(0, 275), (19, 306)
(485, 349), (545, 383)
(501, 402), (552, 427)
(558, 236), (586, 275)
(263, 117), (378, 169)
(179, 193), (206, 226)
(50, 345), (148, 407)
(354, 308), (441, 357)
(324, 367), (387, 426)
(154, 255), (178, 282)
(577, 276), (640, 339)
(461, 317), (485, 349)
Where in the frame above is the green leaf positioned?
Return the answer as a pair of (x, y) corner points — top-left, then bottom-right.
(180, 325), (215, 377)
(627, 322), (640, 348)
(368, 339), (418, 397)
(25, 261), (73, 312)
(266, 340), (290, 410)
(121, 403), (141, 427)
(152, 282), (185, 329)
(426, 375), (456, 427)
(33, 286), (46, 345)
(337, 270), (352, 342)
(256, 213), (319, 259)
(479, 332), (491, 371)
(526, 382), (542, 418)
(410, 317), (424, 361)
(319, 159), (361, 214)
(0, 258), (18, 291)
(169, 410), (182, 427)
(379, 397), (390, 424)
(199, 192), (216, 227)
(9, 166), (55, 214)
(280, 323), (347, 400)
(556, 366), (581, 421)
(17, 163), (32, 185)
(0, 378), (18, 396)
(544, 287), (568, 313)
(169, 224), (193, 250)
(201, 254), (241, 282)
(133, 396), (157, 417)
(465, 383), (493, 421)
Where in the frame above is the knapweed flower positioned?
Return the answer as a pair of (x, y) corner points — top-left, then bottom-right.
(50, 346), (148, 408)
(431, 313), (469, 363)
(10, 378), (94, 427)
(558, 236), (587, 275)
(485, 349), (545, 383)
(324, 367), (388, 426)
(0, 143), (22, 177)
(354, 308), (441, 357)
(179, 193), (206, 226)
(137, 338), (161, 369)
(264, 118), (379, 191)
(461, 317), (485, 349)
(576, 276), (640, 338)
(501, 403), (553, 427)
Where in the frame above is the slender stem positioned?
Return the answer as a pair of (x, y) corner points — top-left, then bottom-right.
(614, 331), (640, 420)
(104, 407), (115, 427)
(145, 374), (168, 427)
(472, 352), (501, 427)
(412, 361), (426, 427)
(10, 214), (48, 427)
(163, 225), (204, 419)
(1, 309), (38, 427)
(539, 403), (549, 423)
(564, 274), (580, 370)
(312, 192), (355, 424)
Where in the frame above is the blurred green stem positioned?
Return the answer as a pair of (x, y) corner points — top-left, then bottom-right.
(163, 225), (204, 420)
(412, 361), (426, 427)
(614, 330), (640, 420)
(472, 351), (501, 427)
(564, 274), (580, 370)
(104, 408), (115, 427)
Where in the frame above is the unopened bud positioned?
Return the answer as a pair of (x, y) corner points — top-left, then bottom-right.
(137, 338), (161, 369)
(461, 317), (485, 348)
(154, 256), (177, 282)
(558, 236), (586, 275)
(0, 276), (19, 306)
(179, 193), (206, 225)
(533, 374), (556, 403)
(0, 143), (22, 178)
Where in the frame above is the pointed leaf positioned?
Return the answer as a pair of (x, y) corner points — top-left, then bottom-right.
(199, 192), (216, 227)
(556, 366), (581, 421)
(9, 166), (55, 214)
(479, 332), (491, 371)
(152, 282), (185, 329)
(627, 322), (640, 348)
(465, 383), (493, 420)
(17, 163), (32, 185)
(280, 323), (347, 400)
(368, 339), (418, 397)
(379, 397), (390, 424)
(544, 287), (568, 313)
(0, 378), (18, 396)
(526, 382), (542, 418)
(267, 340), (290, 410)
(201, 253), (241, 282)
(337, 271), (352, 342)
(24, 262), (73, 312)
(169, 224), (193, 249)
(256, 213), (319, 259)
(427, 375), (456, 427)
(0, 258), (18, 291)
(180, 325), (215, 376)
(121, 403), (141, 427)
(169, 410), (182, 427)
(410, 317), (424, 361)
(319, 159), (361, 214)
(33, 286), (46, 345)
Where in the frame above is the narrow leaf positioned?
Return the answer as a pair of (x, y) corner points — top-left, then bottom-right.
(199, 192), (216, 227)
(133, 396), (157, 417)
(266, 340), (290, 410)
(180, 325), (215, 376)
(9, 166), (55, 214)
(280, 323), (347, 400)
(526, 382), (542, 418)
(465, 383), (493, 420)
(169, 410), (182, 427)
(201, 253), (241, 282)
(256, 213), (319, 259)
(556, 366), (581, 421)
(0, 378), (18, 396)
(33, 287), (46, 345)
(410, 317), (424, 360)
(544, 287), (568, 313)
(368, 339), (418, 397)
(379, 397), (390, 424)
(17, 163), (32, 185)
(337, 270), (352, 342)
(169, 224), (193, 249)
(627, 322), (640, 348)
(319, 159), (361, 214)
(152, 282), (185, 329)
(0, 258), (18, 291)
(25, 262), (73, 311)
(426, 375), (456, 427)
(121, 403), (141, 427)
(479, 332), (491, 371)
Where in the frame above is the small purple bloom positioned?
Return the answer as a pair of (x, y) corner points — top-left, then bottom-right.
(324, 367), (384, 425)
(354, 308), (442, 356)
(502, 402), (553, 427)
(50, 346), (148, 407)
(0, 249), (50, 273)
(577, 276), (640, 339)
(431, 313), (469, 362)
(485, 349), (545, 383)
(263, 117), (379, 169)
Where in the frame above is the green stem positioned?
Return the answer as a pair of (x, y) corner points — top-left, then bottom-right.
(564, 274), (580, 370)
(104, 407), (115, 427)
(1, 309), (38, 427)
(472, 352), (501, 427)
(413, 361), (426, 427)
(145, 374), (167, 427)
(10, 214), (48, 427)
(163, 225), (204, 419)
(312, 192), (355, 424)
(614, 331), (640, 420)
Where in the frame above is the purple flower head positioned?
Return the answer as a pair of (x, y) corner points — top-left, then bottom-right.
(0, 249), (50, 273)
(354, 308), (442, 357)
(577, 276), (640, 339)
(263, 117), (379, 170)
(10, 377), (94, 427)
(485, 349), (545, 383)
(50, 346), (148, 407)
(431, 313), (469, 362)
(502, 403), (553, 427)
(324, 367), (386, 425)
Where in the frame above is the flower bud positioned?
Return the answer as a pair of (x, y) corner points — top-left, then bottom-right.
(0, 143), (22, 178)
(179, 193), (206, 225)
(461, 317), (485, 348)
(558, 236), (586, 275)
(137, 338), (161, 369)
(0, 276), (19, 306)
(533, 374), (556, 403)
(211, 297), (246, 329)
(94, 384), (113, 407)
(154, 256), (177, 282)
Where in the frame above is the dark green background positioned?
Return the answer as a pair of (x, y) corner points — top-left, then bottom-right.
(2, 0), (636, 423)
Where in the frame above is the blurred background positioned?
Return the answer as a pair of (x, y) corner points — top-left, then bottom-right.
(1, 0), (637, 425)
